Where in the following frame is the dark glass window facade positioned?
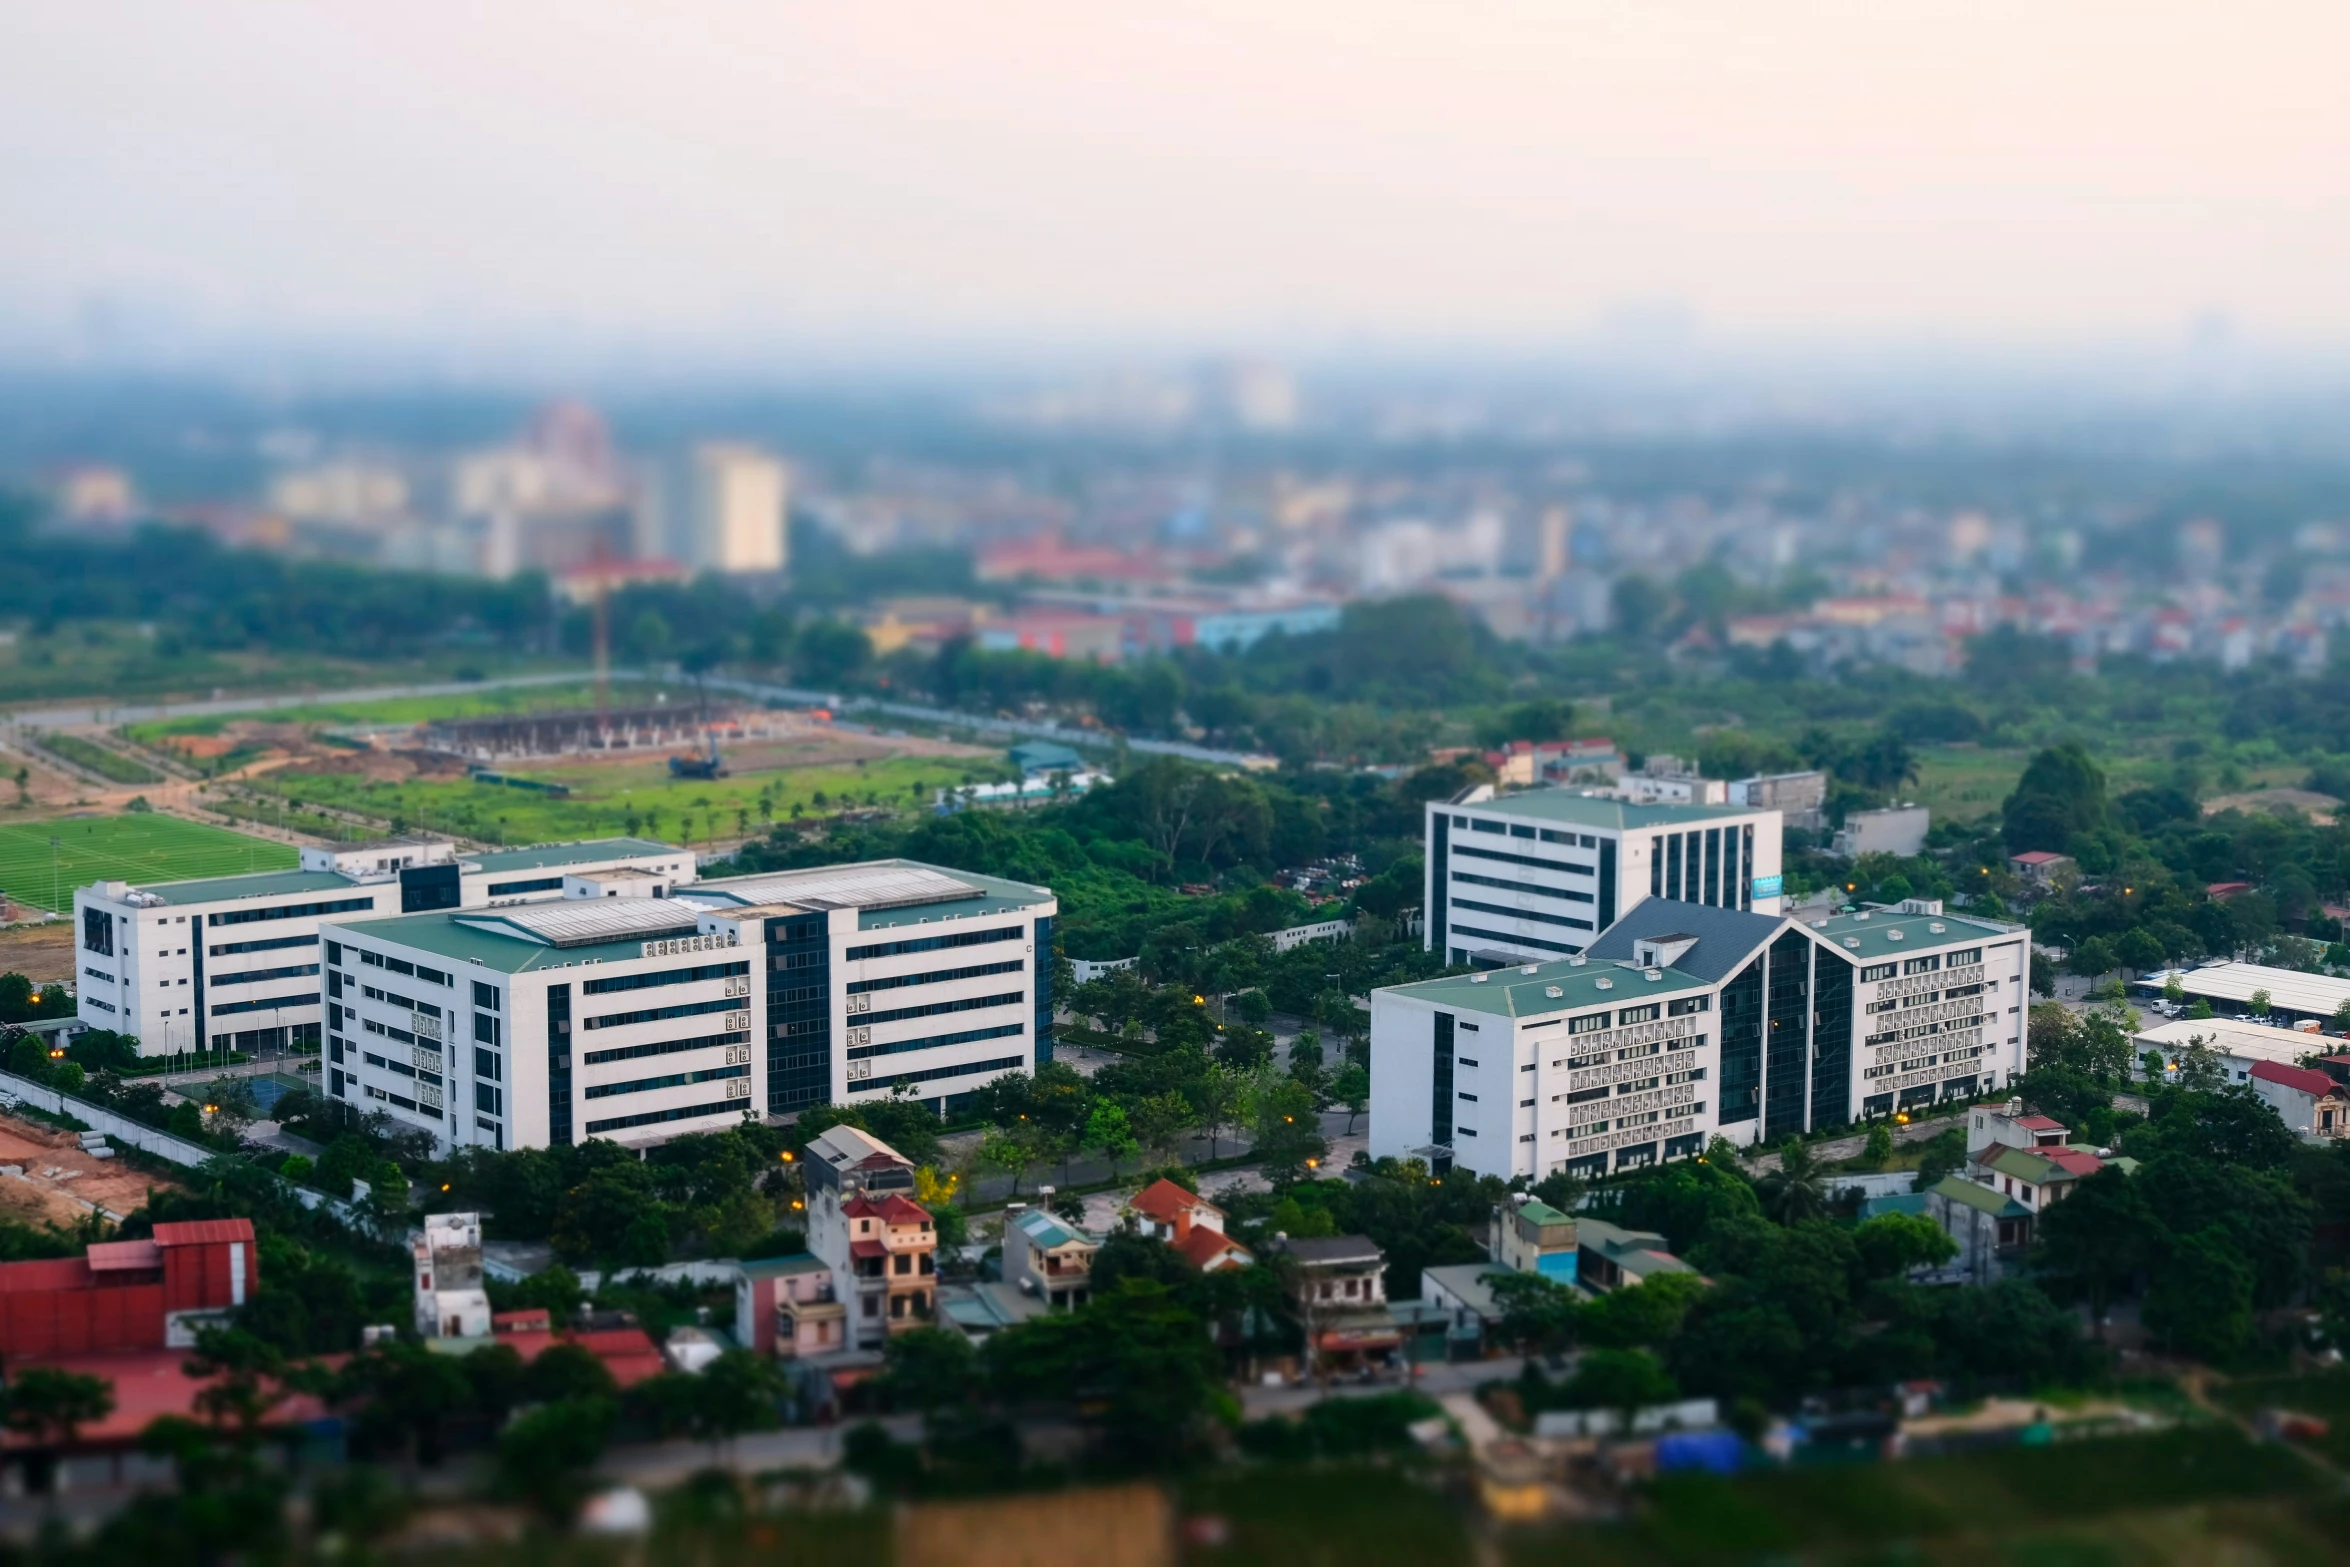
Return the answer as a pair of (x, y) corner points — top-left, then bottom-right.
(1717, 956), (1764, 1126)
(1764, 930), (1813, 1142)
(545, 983), (573, 1146)
(769, 913), (831, 1113)
(1810, 949), (1854, 1129)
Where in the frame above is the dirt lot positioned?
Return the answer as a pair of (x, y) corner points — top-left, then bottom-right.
(0, 920), (73, 982)
(0, 1113), (176, 1223)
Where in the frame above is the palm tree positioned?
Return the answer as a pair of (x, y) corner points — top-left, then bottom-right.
(1758, 1138), (1826, 1225)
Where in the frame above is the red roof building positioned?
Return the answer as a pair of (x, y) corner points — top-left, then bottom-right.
(0, 1219), (257, 1358)
(486, 1316), (668, 1388)
(1122, 1179), (1253, 1272)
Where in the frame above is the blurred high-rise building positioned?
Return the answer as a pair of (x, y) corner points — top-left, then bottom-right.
(684, 443), (789, 575)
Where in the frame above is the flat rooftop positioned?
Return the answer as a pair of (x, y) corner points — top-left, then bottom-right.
(696, 859), (1053, 932)
(1447, 789), (1771, 831)
(1809, 908), (2018, 962)
(466, 838), (681, 874)
(1382, 955), (1710, 1021)
(336, 911), (661, 974)
(131, 868), (364, 907)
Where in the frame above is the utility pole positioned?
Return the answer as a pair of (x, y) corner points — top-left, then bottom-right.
(49, 836), (59, 917)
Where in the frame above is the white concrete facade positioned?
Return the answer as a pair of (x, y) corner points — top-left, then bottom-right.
(1425, 790), (1783, 967)
(72, 837), (692, 1060)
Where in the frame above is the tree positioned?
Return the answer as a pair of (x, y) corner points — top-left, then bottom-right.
(1331, 1061), (1371, 1137)
(881, 1325), (980, 1413)
(2115, 927), (2166, 975)
(519, 1341), (616, 1406)
(1128, 1092), (1197, 1169)
(1577, 1271), (1707, 1351)
(1859, 1123), (1894, 1170)
(686, 1350), (786, 1454)
(2002, 742), (2109, 856)
(1246, 1071), (1327, 1186)
(550, 1162), (668, 1269)
(1488, 1271), (1579, 1355)
(1562, 1348), (1677, 1425)
(2033, 1168), (2161, 1335)
(496, 1397), (618, 1518)
(981, 1279), (1224, 1466)
(1756, 1140), (1825, 1225)
(980, 1126), (1043, 1197)
(3, 1365), (115, 1491)
(2143, 1227), (2254, 1362)
(1852, 1212), (1957, 1279)
(2250, 987), (2273, 1019)
(1195, 1064), (1245, 1160)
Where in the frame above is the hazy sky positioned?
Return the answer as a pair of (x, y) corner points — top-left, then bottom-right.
(5, 1), (2347, 360)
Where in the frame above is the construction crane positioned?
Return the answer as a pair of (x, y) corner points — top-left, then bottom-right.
(668, 727), (727, 780)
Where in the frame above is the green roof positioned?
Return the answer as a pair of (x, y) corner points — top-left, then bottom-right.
(1859, 1192), (1931, 1221)
(739, 1251), (827, 1279)
(334, 911), (650, 974)
(1380, 956), (1710, 1021)
(1810, 909), (2016, 963)
(467, 838), (681, 874)
(1928, 1174), (2030, 1218)
(1517, 1199), (1575, 1227)
(140, 869), (367, 906)
(1453, 790), (1769, 831)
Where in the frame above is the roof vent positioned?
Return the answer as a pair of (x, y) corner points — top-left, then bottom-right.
(1594, 977), (1614, 990)
(1545, 985), (1563, 998)
(1644, 969), (1663, 982)
(1568, 954), (1588, 966)
(1470, 973), (1490, 984)
(1844, 937), (1860, 948)
(1521, 965), (1540, 975)
(1929, 922), (1946, 933)
(1887, 929), (1905, 941)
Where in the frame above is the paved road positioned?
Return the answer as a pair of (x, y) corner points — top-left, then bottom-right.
(1240, 1355), (1527, 1418)
(0, 667), (614, 732)
(1742, 1110), (1965, 1174)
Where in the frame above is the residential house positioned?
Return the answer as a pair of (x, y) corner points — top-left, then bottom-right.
(1007, 1206), (1099, 1310)
(1123, 1178), (1253, 1271)
(1576, 1218), (1697, 1292)
(1923, 1176), (2032, 1285)
(2006, 851), (2075, 888)
(1966, 1099), (2072, 1157)
(1271, 1235), (1402, 1371)
(735, 1253), (846, 1359)
(2248, 1060), (2350, 1139)
(1490, 1197), (1579, 1285)
(412, 1212), (492, 1341)
(802, 1123), (939, 1348)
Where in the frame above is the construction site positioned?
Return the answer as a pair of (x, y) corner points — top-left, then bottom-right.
(417, 702), (798, 764)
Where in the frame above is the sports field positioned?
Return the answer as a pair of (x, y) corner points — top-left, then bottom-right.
(254, 752), (998, 849)
(0, 814), (294, 913)
(124, 680), (612, 744)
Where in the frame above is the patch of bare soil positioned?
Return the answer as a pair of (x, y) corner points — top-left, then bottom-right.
(0, 921), (73, 981)
(0, 1113), (177, 1221)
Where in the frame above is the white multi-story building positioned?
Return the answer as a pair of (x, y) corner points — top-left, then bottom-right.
(72, 837), (690, 1059)
(1425, 791), (1784, 967)
(684, 443), (789, 575)
(1371, 898), (2026, 1182)
(321, 859), (1057, 1153)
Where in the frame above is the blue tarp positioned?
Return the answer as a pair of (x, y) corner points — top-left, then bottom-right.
(1655, 1431), (1745, 1475)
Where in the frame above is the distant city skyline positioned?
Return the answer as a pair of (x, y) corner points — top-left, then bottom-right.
(3, 2), (2348, 370)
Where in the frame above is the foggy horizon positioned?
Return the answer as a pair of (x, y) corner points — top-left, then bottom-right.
(6, 1), (2349, 380)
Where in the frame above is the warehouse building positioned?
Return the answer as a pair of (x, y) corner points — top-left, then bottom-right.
(1370, 898), (2027, 1181)
(71, 837), (689, 1059)
(1423, 789), (1784, 967)
(2136, 961), (2350, 1033)
(322, 859), (1056, 1153)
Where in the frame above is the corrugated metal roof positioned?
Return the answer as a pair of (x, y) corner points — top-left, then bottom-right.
(467, 838), (681, 873)
(454, 899), (714, 948)
(702, 863), (984, 913)
(136, 870), (364, 907)
(151, 1218), (256, 1247)
(2151, 961), (2350, 1020)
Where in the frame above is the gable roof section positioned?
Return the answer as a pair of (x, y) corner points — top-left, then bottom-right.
(1584, 900), (1789, 984)
(1928, 1175), (2030, 1218)
(1126, 1177), (1220, 1225)
(1013, 1208), (1093, 1250)
(1174, 1226), (1252, 1269)
(2252, 1059), (2341, 1098)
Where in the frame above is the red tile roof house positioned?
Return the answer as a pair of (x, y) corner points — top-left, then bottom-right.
(2247, 1060), (2350, 1140)
(1122, 1179), (1254, 1271)
(485, 1311), (668, 1387)
(0, 1219), (337, 1496)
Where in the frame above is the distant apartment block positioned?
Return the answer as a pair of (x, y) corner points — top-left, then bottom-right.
(685, 443), (789, 575)
(1424, 790), (1784, 966)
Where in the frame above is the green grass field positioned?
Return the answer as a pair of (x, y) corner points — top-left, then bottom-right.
(250, 752), (1006, 849)
(0, 814), (295, 912)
